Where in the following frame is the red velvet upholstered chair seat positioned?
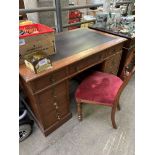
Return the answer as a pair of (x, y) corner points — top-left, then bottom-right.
(75, 71), (123, 106)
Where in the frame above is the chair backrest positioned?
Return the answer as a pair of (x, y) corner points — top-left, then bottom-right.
(114, 48), (135, 103)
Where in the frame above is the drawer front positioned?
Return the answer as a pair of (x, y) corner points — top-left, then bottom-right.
(42, 109), (58, 129)
(68, 62), (79, 77)
(31, 67), (67, 92)
(104, 52), (122, 75)
(41, 101), (69, 129)
(105, 44), (122, 58)
(37, 81), (69, 113)
(115, 44), (122, 51)
(68, 53), (102, 77)
(57, 104), (70, 118)
(78, 53), (102, 71)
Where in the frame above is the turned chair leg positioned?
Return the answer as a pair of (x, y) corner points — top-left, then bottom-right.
(117, 102), (121, 111)
(111, 106), (117, 129)
(77, 102), (82, 121)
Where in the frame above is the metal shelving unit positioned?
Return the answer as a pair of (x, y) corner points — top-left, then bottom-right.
(19, 0), (132, 32)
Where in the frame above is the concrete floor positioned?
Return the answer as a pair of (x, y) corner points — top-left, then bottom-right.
(19, 75), (135, 155)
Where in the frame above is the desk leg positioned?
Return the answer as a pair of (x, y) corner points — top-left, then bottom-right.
(77, 101), (82, 121)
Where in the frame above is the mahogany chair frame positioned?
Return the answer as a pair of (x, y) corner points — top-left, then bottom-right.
(76, 48), (135, 129)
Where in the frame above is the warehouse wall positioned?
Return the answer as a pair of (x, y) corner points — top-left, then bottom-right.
(23, 0), (39, 23)
(38, 0), (69, 28)
(37, 0), (54, 27)
(23, 0), (69, 29)
(61, 0), (69, 28)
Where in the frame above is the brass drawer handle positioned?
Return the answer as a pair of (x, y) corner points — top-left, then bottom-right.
(53, 102), (57, 106)
(57, 115), (61, 120)
(53, 102), (59, 109)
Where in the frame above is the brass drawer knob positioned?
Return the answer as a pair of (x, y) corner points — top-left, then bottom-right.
(57, 115), (61, 120)
(53, 102), (59, 109)
(53, 102), (57, 106)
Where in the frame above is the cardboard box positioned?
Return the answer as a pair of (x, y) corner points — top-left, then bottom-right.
(24, 51), (52, 74)
(19, 23), (56, 64)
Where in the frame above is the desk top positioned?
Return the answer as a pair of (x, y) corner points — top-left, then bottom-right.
(20, 28), (127, 82)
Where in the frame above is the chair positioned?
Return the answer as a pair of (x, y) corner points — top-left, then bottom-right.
(75, 49), (135, 129)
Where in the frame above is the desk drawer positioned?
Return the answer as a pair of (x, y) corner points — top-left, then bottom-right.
(68, 54), (102, 76)
(38, 92), (68, 118)
(57, 104), (70, 118)
(115, 44), (122, 51)
(42, 109), (58, 129)
(42, 103), (69, 129)
(104, 52), (122, 75)
(78, 54), (102, 71)
(68, 62), (79, 77)
(37, 81), (68, 113)
(105, 44), (122, 58)
(31, 67), (67, 93)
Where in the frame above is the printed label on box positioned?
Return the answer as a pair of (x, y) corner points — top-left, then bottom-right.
(19, 39), (25, 46)
(38, 58), (48, 66)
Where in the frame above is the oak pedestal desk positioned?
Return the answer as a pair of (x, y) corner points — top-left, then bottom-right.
(19, 28), (127, 136)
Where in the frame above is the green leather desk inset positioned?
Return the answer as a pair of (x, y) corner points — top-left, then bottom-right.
(53, 29), (115, 61)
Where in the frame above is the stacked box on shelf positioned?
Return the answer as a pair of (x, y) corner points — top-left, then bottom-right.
(68, 10), (82, 30)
